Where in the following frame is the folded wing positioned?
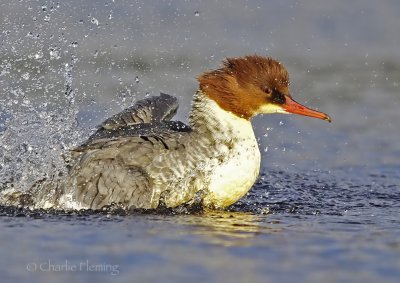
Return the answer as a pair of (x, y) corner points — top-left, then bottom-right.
(61, 93), (193, 210)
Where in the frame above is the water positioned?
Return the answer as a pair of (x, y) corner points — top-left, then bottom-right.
(1, 1), (400, 282)
(1, 167), (399, 282)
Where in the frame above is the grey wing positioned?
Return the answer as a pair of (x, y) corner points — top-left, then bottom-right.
(101, 93), (178, 129)
(63, 130), (191, 210)
(82, 93), (184, 145)
(66, 159), (153, 209)
(61, 93), (191, 209)
(82, 121), (191, 147)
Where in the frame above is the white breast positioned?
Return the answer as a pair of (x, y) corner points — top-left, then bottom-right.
(193, 96), (261, 208)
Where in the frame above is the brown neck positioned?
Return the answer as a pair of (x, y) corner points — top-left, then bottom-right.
(198, 76), (264, 120)
(189, 90), (251, 134)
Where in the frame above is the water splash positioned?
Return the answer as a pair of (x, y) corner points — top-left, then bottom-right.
(0, 54), (83, 195)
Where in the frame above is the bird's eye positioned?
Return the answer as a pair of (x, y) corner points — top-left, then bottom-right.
(272, 92), (286, 104)
(263, 87), (272, 95)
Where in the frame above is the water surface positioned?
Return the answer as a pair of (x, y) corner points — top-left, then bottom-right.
(1, 1), (399, 282)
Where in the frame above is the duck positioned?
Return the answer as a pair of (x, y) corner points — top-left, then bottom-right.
(1, 55), (331, 210)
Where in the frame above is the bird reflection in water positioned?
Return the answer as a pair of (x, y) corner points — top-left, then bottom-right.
(171, 210), (282, 247)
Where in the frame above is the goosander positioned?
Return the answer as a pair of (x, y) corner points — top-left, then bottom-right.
(2, 55), (331, 210)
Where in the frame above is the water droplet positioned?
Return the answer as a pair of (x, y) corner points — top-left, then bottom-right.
(22, 99), (31, 106)
(41, 5), (47, 11)
(282, 147), (286, 152)
(279, 121), (284, 126)
(49, 47), (61, 60)
(44, 14), (51, 22)
(264, 146), (269, 152)
(91, 17), (99, 26)
(71, 54), (78, 64)
(34, 52), (43, 59)
(135, 76), (140, 83)
(194, 11), (200, 16)
(145, 92), (150, 97)
(70, 41), (78, 48)
(21, 73), (30, 80)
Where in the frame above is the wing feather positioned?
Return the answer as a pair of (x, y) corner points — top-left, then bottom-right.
(60, 93), (194, 210)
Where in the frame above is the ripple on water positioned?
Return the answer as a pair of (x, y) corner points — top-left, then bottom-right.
(231, 166), (400, 221)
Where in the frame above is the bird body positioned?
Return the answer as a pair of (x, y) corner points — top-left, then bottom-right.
(0, 55), (330, 210)
(59, 91), (260, 210)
